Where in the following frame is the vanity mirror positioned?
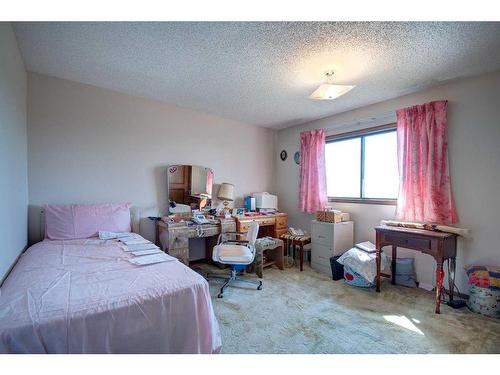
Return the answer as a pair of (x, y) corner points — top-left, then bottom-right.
(167, 165), (214, 213)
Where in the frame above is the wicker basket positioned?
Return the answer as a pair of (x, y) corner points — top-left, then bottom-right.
(315, 211), (326, 221)
(316, 210), (342, 223)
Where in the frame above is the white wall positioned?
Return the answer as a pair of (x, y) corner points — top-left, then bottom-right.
(27, 73), (275, 243)
(0, 23), (28, 281)
(275, 70), (500, 293)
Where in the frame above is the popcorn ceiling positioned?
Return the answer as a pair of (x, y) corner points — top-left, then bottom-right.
(14, 22), (500, 128)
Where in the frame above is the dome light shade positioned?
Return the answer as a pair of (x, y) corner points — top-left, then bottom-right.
(309, 83), (355, 100)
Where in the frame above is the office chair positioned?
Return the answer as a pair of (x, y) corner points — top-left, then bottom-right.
(207, 221), (262, 298)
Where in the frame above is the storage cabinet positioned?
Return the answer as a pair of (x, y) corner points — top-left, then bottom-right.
(311, 220), (353, 277)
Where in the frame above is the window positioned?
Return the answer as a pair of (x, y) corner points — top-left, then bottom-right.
(325, 126), (399, 203)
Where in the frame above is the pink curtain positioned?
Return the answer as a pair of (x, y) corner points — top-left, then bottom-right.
(395, 100), (458, 224)
(299, 129), (327, 213)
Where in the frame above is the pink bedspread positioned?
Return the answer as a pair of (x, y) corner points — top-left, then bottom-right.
(0, 238), (221, 353)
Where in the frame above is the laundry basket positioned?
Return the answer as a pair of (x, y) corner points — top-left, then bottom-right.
(467, 285), (500, 318)
(465, 265), (500, 318)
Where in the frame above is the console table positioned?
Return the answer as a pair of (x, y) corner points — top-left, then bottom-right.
(375, 225), (458, 314)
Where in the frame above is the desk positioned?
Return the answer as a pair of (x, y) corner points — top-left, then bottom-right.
(375, 225), (458, 314)
(156, 218), (236, 265)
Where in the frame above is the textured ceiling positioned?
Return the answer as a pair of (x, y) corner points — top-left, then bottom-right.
(14, 22), (500, 128)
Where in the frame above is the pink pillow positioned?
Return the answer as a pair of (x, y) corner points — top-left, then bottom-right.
(45, 203), (131, 240)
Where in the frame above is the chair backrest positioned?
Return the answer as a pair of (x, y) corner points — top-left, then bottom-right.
(245, 221), (259, 246)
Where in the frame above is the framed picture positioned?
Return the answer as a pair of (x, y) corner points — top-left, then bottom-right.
(233, 208), (245, 216)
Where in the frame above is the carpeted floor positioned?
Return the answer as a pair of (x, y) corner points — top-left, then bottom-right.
(193, 263), (500, 354)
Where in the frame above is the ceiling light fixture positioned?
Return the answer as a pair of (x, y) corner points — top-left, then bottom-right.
(309, 71), (355, 100)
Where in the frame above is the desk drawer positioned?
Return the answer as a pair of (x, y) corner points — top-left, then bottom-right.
(276, 215), (288, 229)
(258, 218), (275, 226)
(239, 218), (274, 231)
(238, 222), (252, 232)
(168, 235), (188, 250)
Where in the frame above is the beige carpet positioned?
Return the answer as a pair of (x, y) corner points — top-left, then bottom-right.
(193, 263), (500, 354)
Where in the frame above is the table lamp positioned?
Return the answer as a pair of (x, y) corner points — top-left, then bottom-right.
(217, 183), (234, 215)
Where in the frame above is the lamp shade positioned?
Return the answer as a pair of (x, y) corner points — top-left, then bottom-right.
(309, 84), (355, 100)
(217, 183), (234, 201)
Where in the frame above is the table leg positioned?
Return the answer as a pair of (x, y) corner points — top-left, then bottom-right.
(435, 261), (445, 314)
(391, 245), (397, 285)
(448, 258), (456, 302)
(277, 244), (284, 270)
(376, 234), (381, 293)
(299, 244), (304, 272)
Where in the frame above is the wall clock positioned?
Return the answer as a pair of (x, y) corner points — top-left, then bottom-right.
(280, 150), (288, 161)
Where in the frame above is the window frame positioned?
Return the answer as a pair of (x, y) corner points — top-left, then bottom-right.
(326, 123), (398, 205)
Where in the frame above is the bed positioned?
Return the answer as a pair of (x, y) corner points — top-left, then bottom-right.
(0, 204), (221, 354)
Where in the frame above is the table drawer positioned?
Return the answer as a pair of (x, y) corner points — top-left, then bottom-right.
(384, 234), (431, 251)
(311, 222), (333, 246)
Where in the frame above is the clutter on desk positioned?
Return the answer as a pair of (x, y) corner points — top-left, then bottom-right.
(380, 219), (471, 238)
(253, 192), (278, 211)
(244, 195), (256, 211)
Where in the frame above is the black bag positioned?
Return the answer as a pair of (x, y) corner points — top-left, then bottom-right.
(330, 255), (344, 281)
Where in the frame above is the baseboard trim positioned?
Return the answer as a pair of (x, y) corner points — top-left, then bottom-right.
(0, 244), (29, 287)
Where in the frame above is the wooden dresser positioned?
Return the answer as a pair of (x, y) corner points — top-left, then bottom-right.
(235, 213), (288, 238)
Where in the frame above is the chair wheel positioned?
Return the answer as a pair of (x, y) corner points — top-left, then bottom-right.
(217, 293), (224, 298)
(257, 282), (263, 290)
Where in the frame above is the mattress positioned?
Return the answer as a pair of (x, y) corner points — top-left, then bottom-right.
(0, 238), (221, 353)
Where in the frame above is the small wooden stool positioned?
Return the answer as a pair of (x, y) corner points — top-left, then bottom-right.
(280, 234), (311, 271)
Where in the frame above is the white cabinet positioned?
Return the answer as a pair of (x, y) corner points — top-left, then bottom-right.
(311, 220), (353, 277)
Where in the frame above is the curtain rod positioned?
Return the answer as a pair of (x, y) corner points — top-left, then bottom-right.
(322, 110), (396, 134)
